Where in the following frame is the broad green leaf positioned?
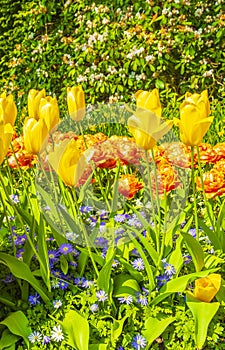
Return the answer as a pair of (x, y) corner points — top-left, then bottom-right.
(168, 235), (184, 275)
(186, 293), (220, 349)
(198, 220), (221, 251)
(0, 329), (19, 349)
(0, 311), (31, 348)
(143, 316), (175, 346)
(36, 216), (51, 291)
(113, 274), (141, 297)
(215, 278), (225, 302)
(181, 232), (205, 272)
(0, 253), (49, 303)
(150, 269), (218, 306)
(89, 345), (107, 350)
(111, 315), (129, 342)
(61, 309), (89, 350)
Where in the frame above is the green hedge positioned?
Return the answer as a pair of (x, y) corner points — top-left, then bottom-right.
(0, 0), (225, 113)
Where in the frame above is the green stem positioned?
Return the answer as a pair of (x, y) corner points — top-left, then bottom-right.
(196, 145), (214, 229)
(191, 146), (199, 240)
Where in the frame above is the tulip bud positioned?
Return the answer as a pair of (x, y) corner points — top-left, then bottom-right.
(67, 86), (85, 121)
(28, 89), (46, 120)
(135, 88), (162, 117)
(194, 274), (221, 302)
(39, 96), (60, 132)
(23, 118), (48, 155)
(0, 121), (14, 164)
(174, 90), (213, 146)
(0, 93), (17, 126)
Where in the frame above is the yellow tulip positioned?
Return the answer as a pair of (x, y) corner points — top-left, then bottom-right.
(194, 273), (221, 302)
(67, 86), (85, 121)
(23, 118), (49, 155)
(39, 96), (60, 132)
(48, 139), (93, 187)
(126, 107), (173, 150)
(174, 90), (213, 146)
(0, 121), (14, 164)
(28, 89), (46, 120)
(134, 88), (162, 117)
(0, 93), (17, 126)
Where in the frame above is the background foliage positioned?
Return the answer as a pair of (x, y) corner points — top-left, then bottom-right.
(0, 0), (225, 115)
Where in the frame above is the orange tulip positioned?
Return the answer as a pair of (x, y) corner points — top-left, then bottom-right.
(194, 274), (221, 302)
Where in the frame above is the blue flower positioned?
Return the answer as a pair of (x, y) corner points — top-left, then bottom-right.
(28, 331), (42, 343)
(114, 213), (130, 223)
(156, 274), (170, 288)
(132, 258), (145, 271)
(14, 234), (27, 246)
(136, 293), (148, 306)
(117, 346), (124, 350)
(48, 250), (60, 264)
(58, 243), (74, 255)
(82, 279), (94, 288)
(58, 280), (68, 290)
(163, 263), (176, 277)
(80, 205), (93, 213)
(188, 228), (196, 238)
(28, 293), (41, 306)
(90, 303), (99, 312)
(10, 194), (20, 204)
(118, 295), (133, 304)
(96, 290), (108, 302)
(131, 334), (147, 349)
(183, 254), (192, 264)
(43, 335), (51, 344)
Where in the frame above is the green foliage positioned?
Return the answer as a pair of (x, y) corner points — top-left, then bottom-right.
(0, 0), (225, 118)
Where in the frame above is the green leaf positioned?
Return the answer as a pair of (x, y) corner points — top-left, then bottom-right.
(0, 311), (31, 348)
(181, 232), (205, 272)
(186, 293), (220, 349)
(113, 274), (141, 297)
(0, 253), (49, 303)
(155, 79), (164, 89)
(0, 329), (20, 349)
(97, 247), (114, 293)
(111, 315), (129, 342)
(89, 345), (107, 350)
(61, 309), (89, 350)
(143, 316), (175, 346)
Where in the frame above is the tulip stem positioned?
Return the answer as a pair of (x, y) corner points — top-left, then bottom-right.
(191, 146), (199, 240)
(145, 150), (160, 253)
(196, 145), (215, 230)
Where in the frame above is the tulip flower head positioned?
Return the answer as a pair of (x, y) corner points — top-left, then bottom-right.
(39, 96), (60, 132)
(194, 273), (221, 302)
(174, 90), (213, 146)
(28, 89), (46, 120)
(67, 86), (85, 121)
(126, 89), (172, 150)
(48, 139), (93, 187)
(0, 92), (17, 126)
(23, 118), (49, 155)
(0, 121), (14, 165)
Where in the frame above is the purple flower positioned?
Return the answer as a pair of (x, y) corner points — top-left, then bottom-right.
(14, 234), (27, 246)
(114, 214), (130, 223)
(188, 228), (196, 238)
(96, 290), (108, 302)
(136, 293), (148, 306)
(10, 194), (20, 204)
(131, 334), (147, 349)
(43, 335), (51, 344)
(48, 250), (60, 264)
(118, 295), (133, 304)
(132, 258), (145, 271)
(183, 254), (192, 264)
(58, 243), (74, 255)
(82, 279), (94, 288)
(156, 274), (170, 288)
(163, 263), (176, 277)
(29, 293), (41, 306)
(90, 303), (99, 312)
(80, 205), (93, 213)
(4, 274), (15, 283)
(117, 346), (124, 350)
(58, 280), (68, 290)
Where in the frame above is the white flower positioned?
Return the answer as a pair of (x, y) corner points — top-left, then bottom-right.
(51, 325), (64, 342)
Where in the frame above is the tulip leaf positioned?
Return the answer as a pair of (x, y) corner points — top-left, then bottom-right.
(89, 345), (107, 350)
(186, 293), (220, 349)
(143, 315), (176, 346)
(113, 274), (141, 297)
(0, 253), (49, 303)
(150, 269), (217, 306)
(0, 311), (32, 348)
(0, 329), (20, 349)
(61, 309), (89, 350)
(97, 247), (114, 293)
(111, 315), (129, 342)
(181, 232), (205, 272)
